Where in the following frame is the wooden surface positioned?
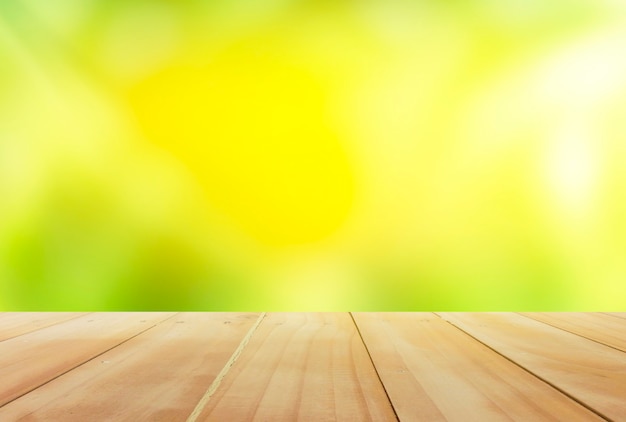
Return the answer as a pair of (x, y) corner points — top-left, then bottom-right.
(0, 313), (625, 421)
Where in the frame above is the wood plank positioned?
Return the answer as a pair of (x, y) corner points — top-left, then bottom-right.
(438, 312), (626, 421)
(0, 313), (87, 342)
(602, 313), (626, 320)
(521, 312), (626, 352)
(191, 312), (397, 422)
(353, 312), (602, 422)
(0, 313), (261, 421)
(0, 312), (174, 407)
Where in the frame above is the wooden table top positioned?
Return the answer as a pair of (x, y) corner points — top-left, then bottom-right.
(0, 312), (624, 421)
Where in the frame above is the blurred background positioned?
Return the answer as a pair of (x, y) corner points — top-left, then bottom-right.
(1, 0), (626, 310)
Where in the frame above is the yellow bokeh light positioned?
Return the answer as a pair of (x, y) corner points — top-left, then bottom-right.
(128, 39), (356, 248)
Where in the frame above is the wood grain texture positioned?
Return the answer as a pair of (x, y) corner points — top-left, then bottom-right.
(352, 312), (603, 422)
(602, 313), (626, 320)
(193, 312), (397, 422)
(0, 312), (174, 407)
(0, 313), (87, 342)
(521, 312), (626, 352)
(0, 312), (622, 421)
(438, 312), (626, 420)
(0, 313), (261, 422)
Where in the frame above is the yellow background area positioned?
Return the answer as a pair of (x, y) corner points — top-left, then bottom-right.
(1, 1), (626, 310)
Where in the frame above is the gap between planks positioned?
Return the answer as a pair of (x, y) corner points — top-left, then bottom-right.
(349, 312), (401, 422)
(186, 312), (267, 422)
